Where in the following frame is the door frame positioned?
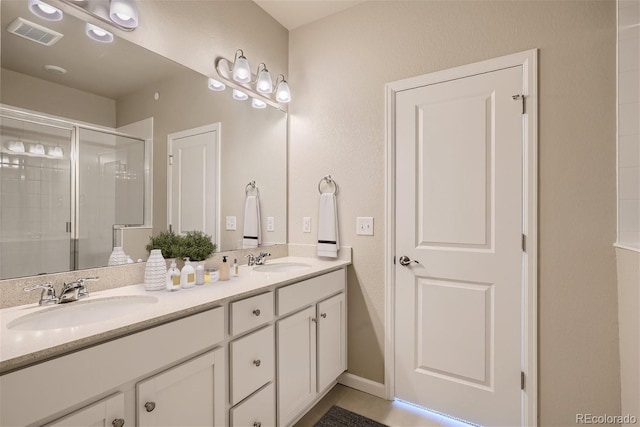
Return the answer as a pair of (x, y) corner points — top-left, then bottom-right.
(384, 49), (538, 426)
(167, 123), (221, 248)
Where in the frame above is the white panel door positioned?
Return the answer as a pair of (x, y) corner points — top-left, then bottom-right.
(395, 65), (523, 426)
(168, 125), (218, 237)
(46, 393), (124, 427)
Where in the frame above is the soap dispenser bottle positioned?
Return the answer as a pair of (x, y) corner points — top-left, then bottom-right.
(166, 260), (181, 291)
(181, 258), (196, 288)
(219, 256), (230, 281)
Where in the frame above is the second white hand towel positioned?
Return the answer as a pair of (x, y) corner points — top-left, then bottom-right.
(317, 192), (339, 258)
(242, 195), (261, 249)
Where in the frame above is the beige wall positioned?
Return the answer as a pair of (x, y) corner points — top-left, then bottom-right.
(0, 68), (116, 127)
(616, 248), (640, 425)
(116, 69), (287, 249)
(289, 1), (619, 425)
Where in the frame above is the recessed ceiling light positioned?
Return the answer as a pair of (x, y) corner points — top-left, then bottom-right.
(44, 64), (67, 75)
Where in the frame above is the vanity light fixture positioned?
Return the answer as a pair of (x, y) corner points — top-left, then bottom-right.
(208, 78), (226, 91)
(255, 64), (273, 94)
(109, 0), (139, 29)
(85, 0), (114, 43)
(29, 143), (46, 156)
(251, 98), (267, 109)
(28, 0), (63, 21)
(7, 141), (25, 153)
(232, 89), (249, 101)
(214, 49), (291, 112)
(232, 50), (252, 83)
(274, 75), (291, 103)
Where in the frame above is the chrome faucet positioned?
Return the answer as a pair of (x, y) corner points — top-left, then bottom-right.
(24, 283), (57, 306)
(58, 277), (99, 304)
(255, 252), (271, 265)
(245, 253), (257, 266)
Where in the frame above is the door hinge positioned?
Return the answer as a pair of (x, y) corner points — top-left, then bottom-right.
(168, 154), (173, 166)
(512, 94), (525, 114)
(521, 234), (526, 252)
(521, 371), (526, 390)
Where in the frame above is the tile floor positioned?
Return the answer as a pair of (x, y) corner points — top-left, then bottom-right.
(294, 384), (471, 427)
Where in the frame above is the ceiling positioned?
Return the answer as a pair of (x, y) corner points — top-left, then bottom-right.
(253, 0), (365, 30)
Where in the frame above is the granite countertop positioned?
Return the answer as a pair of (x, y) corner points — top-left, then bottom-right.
(0, 256), (350, 374)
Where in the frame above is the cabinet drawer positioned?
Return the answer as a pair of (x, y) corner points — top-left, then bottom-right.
(230, 292), (274, 336)
(230, 382), (275, 427)
(277, 269), (345, 316)
(230, 325), (275, 405)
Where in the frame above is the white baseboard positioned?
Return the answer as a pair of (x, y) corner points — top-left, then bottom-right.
(338, 372), (387, 399)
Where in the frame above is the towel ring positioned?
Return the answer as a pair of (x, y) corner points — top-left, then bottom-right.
(245, 181), (260, 197)
(318, 175), (339, 195)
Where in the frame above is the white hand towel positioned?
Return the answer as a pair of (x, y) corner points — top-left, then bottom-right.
(243, 195), (261, 249)
(317, 193), (339, 258)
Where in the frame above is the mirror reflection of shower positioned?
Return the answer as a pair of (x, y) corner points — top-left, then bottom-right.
(0, 108), (146, 279)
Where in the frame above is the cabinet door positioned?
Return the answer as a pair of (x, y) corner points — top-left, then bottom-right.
(277, 306), (317, 427)
(317, 292), (346, 392)
(45, 393), (125, 427)
(137, 347), (225, 427)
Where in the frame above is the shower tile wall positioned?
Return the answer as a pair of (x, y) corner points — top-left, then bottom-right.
(0, 118), (72, 278)
(619, 0), (640, 248)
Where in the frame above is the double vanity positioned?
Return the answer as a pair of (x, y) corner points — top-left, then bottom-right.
(0, 256), (349, 427)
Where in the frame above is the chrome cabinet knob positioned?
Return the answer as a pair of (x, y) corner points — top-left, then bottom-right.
(398, 255), (419, 266)
(321, 313), (327, 318)
(144, 402), (156, 412)
(112, 419), (125, 427)
(254, 422), (262, 427)
(253, 309), (261, 316)
(253, 359), (261, 367)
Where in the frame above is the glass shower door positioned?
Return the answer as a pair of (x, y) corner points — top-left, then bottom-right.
(77, 128), (145, 269)
(0, 116), (73, 279)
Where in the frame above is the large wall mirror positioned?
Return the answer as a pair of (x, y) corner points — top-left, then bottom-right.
(0, 0), (287, 280)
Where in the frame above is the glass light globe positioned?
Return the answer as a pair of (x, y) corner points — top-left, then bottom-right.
(256, 69), (273, 94)
(232, 56), (251, 83)
(233, 89), (248, 101)
(275, 80), (291, 103)
(252, 98), (267, 109)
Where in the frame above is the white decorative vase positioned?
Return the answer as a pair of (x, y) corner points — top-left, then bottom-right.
(144, 249), (167, 291)
(108, 246), (127, 266)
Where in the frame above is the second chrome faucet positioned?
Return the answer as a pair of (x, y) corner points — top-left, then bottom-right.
(25, 277), (99, 305)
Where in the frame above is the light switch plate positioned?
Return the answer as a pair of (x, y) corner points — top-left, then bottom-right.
(356, 217), (374, 236)
(225, 216), (237, 230)
(303, 217), (311, 233)
(267, 216), (275, 232)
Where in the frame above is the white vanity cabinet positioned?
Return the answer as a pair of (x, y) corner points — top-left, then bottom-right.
(0, 307), (225, 427)
(276, 269), (347, 426)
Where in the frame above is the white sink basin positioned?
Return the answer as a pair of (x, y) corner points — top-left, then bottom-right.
(253, 262), (312, 273)
(8, 295), (159, 331)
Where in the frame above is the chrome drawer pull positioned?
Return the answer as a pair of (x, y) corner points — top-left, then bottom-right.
(253, 359), (261, 367)
(112, 419), (125, 427)
(253, 309), (261, 316)
(144, 402), (156, 412)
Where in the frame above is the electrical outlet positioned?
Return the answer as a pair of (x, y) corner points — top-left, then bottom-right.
(225, 216), (237, 230)
(267, 216), (275, 232)
(356, 217), (374, 236)
(303, 217), (311, 233)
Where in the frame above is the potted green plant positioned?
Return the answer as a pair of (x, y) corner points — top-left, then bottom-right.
(180, 230), (216, 262)
(145, 230), (182, 260)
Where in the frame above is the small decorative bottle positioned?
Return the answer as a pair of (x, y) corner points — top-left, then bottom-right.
(166, 260), (181, 291)
(108, 246), (127, 266)
(195, 261), (205, 285)
(180, 258), (196, 289)
(219, 256), (230, 281)
(232, 258), (239, 277)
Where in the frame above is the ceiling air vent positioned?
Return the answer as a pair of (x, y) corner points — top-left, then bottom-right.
(7, 17), (63, 46)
